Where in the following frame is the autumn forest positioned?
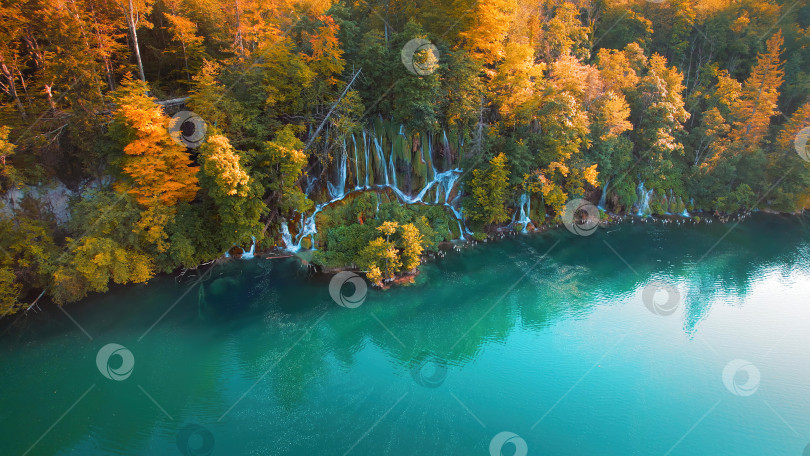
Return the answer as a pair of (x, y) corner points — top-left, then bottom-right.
(0, 0), (808, 314)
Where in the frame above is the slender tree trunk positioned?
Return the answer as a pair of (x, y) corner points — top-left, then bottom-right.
(126, 0), (146, 82)
(168, 3), (192, 82)
(234, 0), (245, 57)
(0, 61), (26, 117)
(44, 83), (56, 109)
(383, 0), (390, 43)
(181, 40), (191, 82)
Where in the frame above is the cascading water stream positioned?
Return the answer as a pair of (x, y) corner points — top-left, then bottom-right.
(281, 126), (471, 252)
(242, 237), (256, 259)
(373, 136), (389, 186)
(280, 223), (294, 249)
(327, 148), (347, 200)
(514, 193), (531, 232)
(223, 236), (256, 259)
(636, 182), (653, 216)
(362, 130), (370, 188)
(353, 134), (361, 189)
(598, 179), (609, 209)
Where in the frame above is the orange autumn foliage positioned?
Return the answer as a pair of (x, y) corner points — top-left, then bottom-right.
(113, 76), (199, 206)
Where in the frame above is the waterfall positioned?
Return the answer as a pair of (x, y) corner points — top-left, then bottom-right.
(515, 193), (531, 232)
(433, 169), (461, 204)
(667, 189), (674, 214)
(373, 136), (388, 185)
(598, 179), (609, 209)
(449, 191), (471, 237)
(242, 237), (256, 259)
(327, 149), (347, 200)
(363, 130), (370, 188)
(389, 139), (397, 189)
(637, 182), (653, 216)
(223, 236), (256, 259)
(456, 220), (466, 241)
(282, 125), (473, 253)
(305, 176), (318, 195)
(353, 134), (360, 189)
(280, 222), (295, 251)
(442, 129), (450, 169)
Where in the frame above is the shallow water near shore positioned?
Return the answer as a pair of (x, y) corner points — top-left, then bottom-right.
(2, 213), (810, 455)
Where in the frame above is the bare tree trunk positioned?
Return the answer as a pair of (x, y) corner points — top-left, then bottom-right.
(304, 69), (363, 151)
(44, 83), (56, 109)
(167, 3), (192, 82)
(126, 0), (146, 82)
(0, 61), (27, 117)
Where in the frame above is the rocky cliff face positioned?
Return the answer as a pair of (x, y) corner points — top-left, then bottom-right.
(2, 181), (74, 225)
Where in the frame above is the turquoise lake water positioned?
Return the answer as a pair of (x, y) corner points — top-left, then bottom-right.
(2, 214), (810, 455)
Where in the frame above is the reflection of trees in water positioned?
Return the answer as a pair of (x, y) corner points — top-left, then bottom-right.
(3, 215), (804, 456)
(21, 214), (798, 449)
(196, 258), (312, 317)
(184, 215), (810, 412)
(677, 215), (809, 335)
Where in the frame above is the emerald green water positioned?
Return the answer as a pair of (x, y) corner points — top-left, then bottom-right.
(3, 214), (810, 455)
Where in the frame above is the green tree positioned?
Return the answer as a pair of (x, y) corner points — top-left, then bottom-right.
(254, 125), (313, 229)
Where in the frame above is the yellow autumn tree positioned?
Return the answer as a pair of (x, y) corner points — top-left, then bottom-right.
(377, 221), (399, 240)
(0, 125), (18, 189)
(200, 134), (250, 197)
(460, 0), (515, 68)
(399, 223), (424, 272)
(359, 236), (401, 287)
